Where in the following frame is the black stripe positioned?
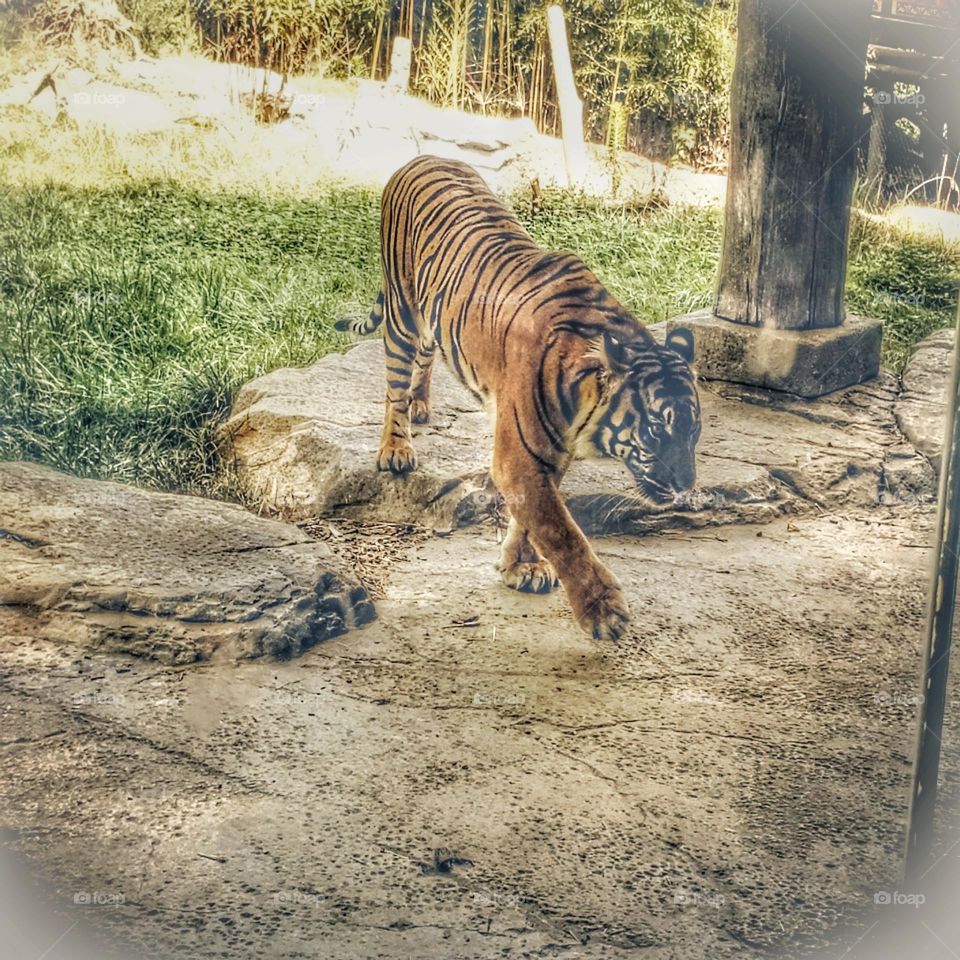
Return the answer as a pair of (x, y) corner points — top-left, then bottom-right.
(512, 407), (557, 475)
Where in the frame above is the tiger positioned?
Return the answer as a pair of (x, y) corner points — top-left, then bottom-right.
(335, 155), (701, 641)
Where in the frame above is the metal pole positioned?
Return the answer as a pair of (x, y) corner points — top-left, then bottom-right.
(904, 298), (960, 882)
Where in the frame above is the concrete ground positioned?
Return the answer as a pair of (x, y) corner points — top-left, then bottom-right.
(3, 503), (959, 959)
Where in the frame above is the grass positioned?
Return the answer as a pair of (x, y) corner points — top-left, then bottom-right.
(0, 180), (379, 492)
(0, 112), (958, 495)
(848, 216), (960, 371)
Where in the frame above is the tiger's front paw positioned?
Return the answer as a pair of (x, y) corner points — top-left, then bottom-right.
(499, 559), (558, 595)
(408, 399), (431, 425)
(377, 440), (418, 475)
(571, 575), (630, 642)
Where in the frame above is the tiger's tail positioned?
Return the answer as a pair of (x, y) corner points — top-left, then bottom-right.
(334, 290), (385, 335)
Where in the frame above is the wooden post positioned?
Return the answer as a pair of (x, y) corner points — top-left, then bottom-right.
(546, 5), (587, 188)
(716, 0), (872, 330)
(387, 36), (412, 94)
(866, 77), (894, 197)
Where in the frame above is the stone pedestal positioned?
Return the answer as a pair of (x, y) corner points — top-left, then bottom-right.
(667, 310), (883, 398)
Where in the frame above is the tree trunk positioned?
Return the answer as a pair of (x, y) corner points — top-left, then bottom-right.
(716, 0), (872, 330)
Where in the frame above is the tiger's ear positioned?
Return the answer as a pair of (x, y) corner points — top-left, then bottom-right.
(664, 327), (695, 364)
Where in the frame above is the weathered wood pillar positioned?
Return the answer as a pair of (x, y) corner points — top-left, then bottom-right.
(716, 0), (872, 330)
(667, 0), (882, 398)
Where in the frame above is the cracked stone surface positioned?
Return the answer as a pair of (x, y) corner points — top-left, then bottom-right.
(3, 331), (958, 957)
(895, 328), (953, 475)
(223, 336), (939, 532)
(1, 509), (958, 959)
(0, 462), (374, 663)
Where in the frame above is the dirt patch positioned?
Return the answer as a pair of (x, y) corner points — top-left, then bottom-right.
(301, 517), (434, 599)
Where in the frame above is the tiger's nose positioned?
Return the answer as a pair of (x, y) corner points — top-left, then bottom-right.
(669, 467), (696, 496)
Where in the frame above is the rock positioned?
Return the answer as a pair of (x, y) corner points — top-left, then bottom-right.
(223, 338), (903, 531)
(0, 462), (374, 664)
(666, 310), (884, 398)
(896, 328), (953, 473)
(222, 341), (493, 527)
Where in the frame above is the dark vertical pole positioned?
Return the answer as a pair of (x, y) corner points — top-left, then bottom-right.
(904, 300), (960, 882)
(866, 77), (893, 199)
(716, 0), (871, 330)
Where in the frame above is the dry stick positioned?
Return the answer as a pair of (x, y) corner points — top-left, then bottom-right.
(371, 9), (384, 80)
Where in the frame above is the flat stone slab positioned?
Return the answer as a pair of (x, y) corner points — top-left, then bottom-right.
(0, 510), (953, 958)
(666, 310), (883, 398)
(0, 462), (374, 663)
(896, 328), (953, 474)
(223, 338), (927, 531)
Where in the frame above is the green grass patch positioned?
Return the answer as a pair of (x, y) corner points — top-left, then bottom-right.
(0, 182), (380, 492)
(848, 217), (960, 371)
(1, 182), (958, 495)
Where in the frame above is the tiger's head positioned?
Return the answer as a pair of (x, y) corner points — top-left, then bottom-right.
(590, 327), (701, 505)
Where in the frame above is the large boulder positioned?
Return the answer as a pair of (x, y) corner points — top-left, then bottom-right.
(0, 462), (374, 663)
(222, 337), (918, 532)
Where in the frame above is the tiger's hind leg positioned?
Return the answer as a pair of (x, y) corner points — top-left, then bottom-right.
(377, 291), (420, 475)
(496, 516), (558, 594)
(408, 336), (436, 426)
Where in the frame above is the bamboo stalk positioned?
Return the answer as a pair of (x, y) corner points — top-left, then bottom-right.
(371, 8), (385, 79)
(481, 0), (493, 104)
